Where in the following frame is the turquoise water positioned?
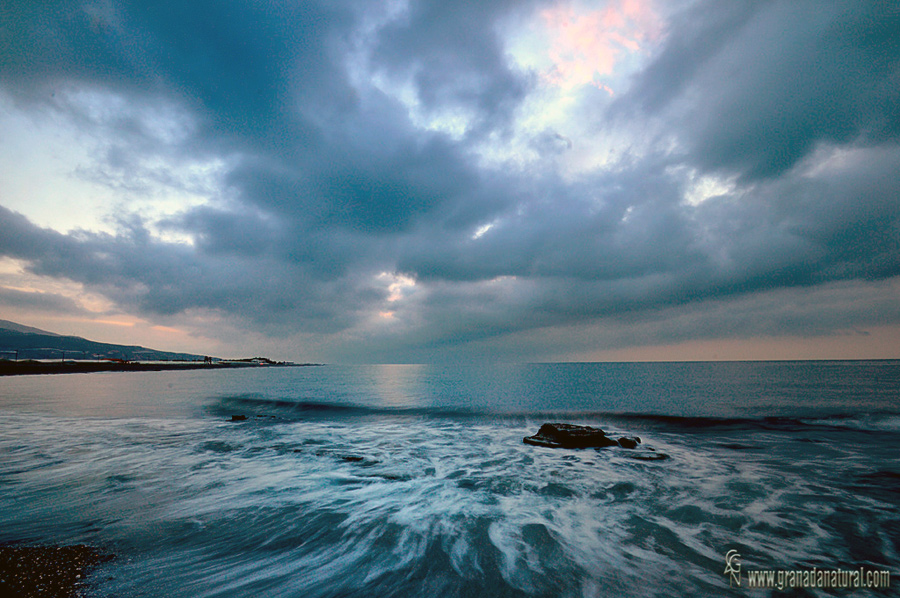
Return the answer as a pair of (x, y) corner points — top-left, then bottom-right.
(1, 362), (898, 596)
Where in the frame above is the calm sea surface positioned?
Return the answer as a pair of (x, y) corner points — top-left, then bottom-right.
(1, 362), (898, 597)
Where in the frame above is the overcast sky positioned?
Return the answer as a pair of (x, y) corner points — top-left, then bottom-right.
(1, 0), (898, 362)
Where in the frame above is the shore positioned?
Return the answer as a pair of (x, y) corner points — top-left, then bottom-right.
(0, 544), (111, 597)
(0, 360), (320, 376)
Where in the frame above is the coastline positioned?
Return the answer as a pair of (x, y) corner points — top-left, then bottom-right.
(0, 360), (321, 376)
(0, 543), (111, 598)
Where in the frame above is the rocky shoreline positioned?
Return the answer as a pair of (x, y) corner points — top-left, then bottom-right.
(0, 544), (112, 598)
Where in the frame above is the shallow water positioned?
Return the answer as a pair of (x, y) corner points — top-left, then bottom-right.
(1, 362), (898, 596)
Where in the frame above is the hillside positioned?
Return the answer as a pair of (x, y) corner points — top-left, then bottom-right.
(0, 320), (206, 362)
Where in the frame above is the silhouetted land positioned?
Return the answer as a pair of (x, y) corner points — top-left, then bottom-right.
(0, 360), (319, 376)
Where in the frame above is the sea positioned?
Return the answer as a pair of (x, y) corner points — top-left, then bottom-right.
(1, 361), (898, 597)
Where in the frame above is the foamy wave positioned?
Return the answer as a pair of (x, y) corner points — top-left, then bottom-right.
(799, 413), (900, 432)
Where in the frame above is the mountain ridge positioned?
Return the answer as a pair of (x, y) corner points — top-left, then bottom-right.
(0, 319), (60, 336)
(0, 320), (206, 362)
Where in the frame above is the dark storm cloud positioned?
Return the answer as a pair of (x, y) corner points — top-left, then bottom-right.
(0, 205), (381, 334)
(386, 143), (900, 349)
(0, 286), (85, 314)
(1, 0), (899, 359)
(335, 278), (900, 363)
(5, 0), (509, 240)
(1, 0), (347, 146)
(620, 0), (900, 180)
(396, 157), (701, 282)
(370, 0), (533, 135)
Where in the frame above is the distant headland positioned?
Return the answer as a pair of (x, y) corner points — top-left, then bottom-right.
(0, 319), (319, 376)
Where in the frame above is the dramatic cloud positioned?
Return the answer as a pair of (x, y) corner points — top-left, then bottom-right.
(619, 0), (900, 179)
(0, 285), (85, 314)
(0, 0), (898, 361)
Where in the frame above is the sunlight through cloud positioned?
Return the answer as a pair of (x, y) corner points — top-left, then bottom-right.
(509, 0), (662, 93)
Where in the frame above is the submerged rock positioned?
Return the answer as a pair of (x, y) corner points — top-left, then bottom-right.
(617, 436), (641, 449)
(628, 451), (669, 461)
(523, 423), (618, 449)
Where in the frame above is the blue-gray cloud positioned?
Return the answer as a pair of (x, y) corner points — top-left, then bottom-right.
(0, 0), (898, 360)
(0, 286), (86, 314)
(619, 0), (900, 180)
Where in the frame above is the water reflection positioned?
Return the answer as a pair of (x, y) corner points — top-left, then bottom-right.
(2, 360), (899, 420)
(370, 364), (428, 407)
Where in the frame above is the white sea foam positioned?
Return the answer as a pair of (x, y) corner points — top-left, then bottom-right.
(1, 363), (898, 597)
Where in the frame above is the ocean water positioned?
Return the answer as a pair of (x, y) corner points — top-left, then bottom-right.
(0, 361), (898, 597)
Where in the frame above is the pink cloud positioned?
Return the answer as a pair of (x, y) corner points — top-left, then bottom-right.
(541, 0), (661, 91)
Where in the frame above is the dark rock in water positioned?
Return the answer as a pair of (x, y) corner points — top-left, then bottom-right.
(231, 414), (248, 421)
(629, 451), (669, 461)
(617, 436), (641, 449)
(524, 423), (618, 449)
(523, 424), (657, 457)
(717, 442), (758, 450)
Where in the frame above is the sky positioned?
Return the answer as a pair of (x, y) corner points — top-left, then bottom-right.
(0, 0), (899, 363)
